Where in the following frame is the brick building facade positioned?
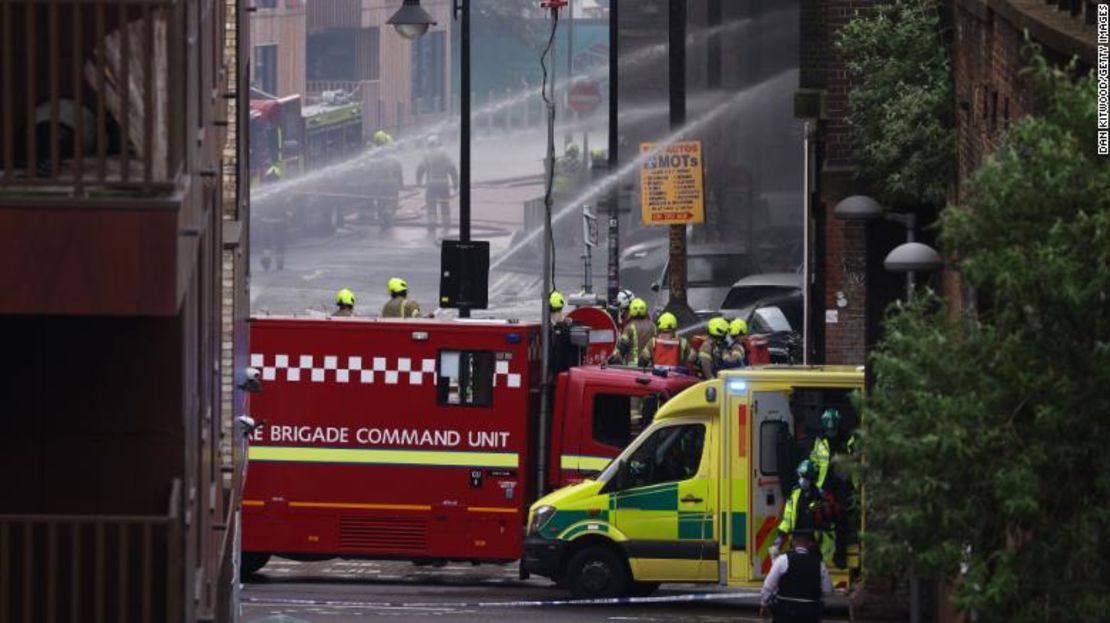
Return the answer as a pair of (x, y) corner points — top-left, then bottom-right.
(0, 1), (250, 619)
(798, 0), (1097, 364)
(797, 0), (878, 365)
(947, 0), (1097, 306)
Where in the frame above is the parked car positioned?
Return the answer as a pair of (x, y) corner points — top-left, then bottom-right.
(648, 244), (752, 319)
(676, 274), (804, 364)
(719, 272), (802, 320)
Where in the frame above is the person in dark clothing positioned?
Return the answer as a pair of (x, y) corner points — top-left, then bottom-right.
(759, 530), (833, 623)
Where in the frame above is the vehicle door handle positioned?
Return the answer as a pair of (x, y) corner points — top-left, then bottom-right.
(681, 495), (703, 504)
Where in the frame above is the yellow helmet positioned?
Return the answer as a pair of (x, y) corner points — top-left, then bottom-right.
(549, 291), (566, 311)
(372, 130), (394, 146)
(657, 312), (678, 331)
(729, 318), (749, 337)
(387, 277), (408, 295)
(708, 317), (730, 338)
(628, 297), (648, 318)
(335, 288), (356, 307)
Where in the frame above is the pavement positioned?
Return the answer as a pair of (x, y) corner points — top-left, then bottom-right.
(241, 558), (851, 622)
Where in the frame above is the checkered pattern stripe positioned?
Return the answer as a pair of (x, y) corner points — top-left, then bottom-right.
(249, 353), (522, 389)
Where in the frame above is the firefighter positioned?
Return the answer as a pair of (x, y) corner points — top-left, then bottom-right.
(639, 312), (693, 370)
(610, 297), (654, 365)
(769, 460), (835, 563)
(367, 131), (404, 228)
(381, 277), (422, 318)
(723, 318), (750, 369)
(333, 288), (356, 317)
(416, 135), (458, 235)
(549, 291), (581, 376)
(553, 144), (582, 193)
(697, 317), (740, 378)
(548, 290), (569, 324)
(759, 528), (833, 623)
(257, 163), (289, 271)
(615, 288), (635, 325)
(810, 408), (856, 568)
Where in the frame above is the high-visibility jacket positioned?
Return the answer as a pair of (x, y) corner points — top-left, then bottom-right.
(810, 435), (856, 490)
(778, 487), (834, 561)
(381, 297), (421, 318)
(612, 318), (655, 364)
(639, 333), (692, 368)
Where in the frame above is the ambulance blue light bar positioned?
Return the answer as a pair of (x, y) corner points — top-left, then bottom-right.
(727, 380), (748, 394)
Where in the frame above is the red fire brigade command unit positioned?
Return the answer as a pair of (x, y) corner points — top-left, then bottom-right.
(241, 317), (696, 574)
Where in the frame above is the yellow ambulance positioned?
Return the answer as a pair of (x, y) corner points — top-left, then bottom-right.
(522, 366), (864, 598)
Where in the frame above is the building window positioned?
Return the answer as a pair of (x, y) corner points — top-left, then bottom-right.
(257, 0), (278, 9)
(412, 30), (446, 115)
(253, 44), (278, 95)
(437, 351), (494, 406)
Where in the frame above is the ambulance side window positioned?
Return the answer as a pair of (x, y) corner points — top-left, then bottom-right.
(624, 424), (705, 489)
(436, 351), (494, 407)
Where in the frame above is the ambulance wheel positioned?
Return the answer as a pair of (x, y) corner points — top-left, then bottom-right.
(566, 547), (630, 599)
(240, 552), (271, 579)
(630, 581), (660, 597)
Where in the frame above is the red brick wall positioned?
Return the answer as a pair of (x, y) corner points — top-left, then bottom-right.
(952, 1), (1036, 204)
(823, 205), (869, 364)
(803, 0), (876, 365)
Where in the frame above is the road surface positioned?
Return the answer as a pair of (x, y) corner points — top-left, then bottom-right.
(241, 558), (850, 622)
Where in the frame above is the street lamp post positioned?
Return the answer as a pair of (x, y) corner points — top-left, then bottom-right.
(833, 195), (942, 298)
(389, 0), (473, 317)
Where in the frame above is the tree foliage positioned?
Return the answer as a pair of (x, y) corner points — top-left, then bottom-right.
(860, 54), (1110, 621)
(836, 0), (954, 209)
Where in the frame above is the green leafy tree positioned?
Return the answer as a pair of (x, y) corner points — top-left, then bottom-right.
(836, 0), (954, 209)
(860, 54), (1110, 621)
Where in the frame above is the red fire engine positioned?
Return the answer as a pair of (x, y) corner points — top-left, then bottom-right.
(241, 317), (696, 575)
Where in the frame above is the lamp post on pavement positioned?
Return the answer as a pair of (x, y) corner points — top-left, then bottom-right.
(833, 195), (942, 298)
(389, 0), (474, 318)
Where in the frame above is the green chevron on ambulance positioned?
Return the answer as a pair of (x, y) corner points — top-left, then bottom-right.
(522, 366), (864, 598)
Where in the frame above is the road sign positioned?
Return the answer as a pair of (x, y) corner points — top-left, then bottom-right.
(567, 81), (603, 114)
(566, 307), (618, 365)
(639, 140), (705, 226)
(582, 207), (598, 247)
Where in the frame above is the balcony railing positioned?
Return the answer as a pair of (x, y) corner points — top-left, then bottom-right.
(0, 0), (190, 195)
(0, 480), (182, 622)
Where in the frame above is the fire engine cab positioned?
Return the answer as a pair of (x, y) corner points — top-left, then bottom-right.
(241, 316), (697, 575)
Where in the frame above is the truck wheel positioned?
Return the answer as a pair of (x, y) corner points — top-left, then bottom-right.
(241, 552), (271, 579)
(566, 547), (630, 599)
(630, 581), (660, 597)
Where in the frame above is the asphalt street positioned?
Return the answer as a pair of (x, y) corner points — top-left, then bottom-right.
(241, 558), (850, 622)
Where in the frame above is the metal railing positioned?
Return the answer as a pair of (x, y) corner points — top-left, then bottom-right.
(0, 480), (182, 623)
(0, 0), (189, 195)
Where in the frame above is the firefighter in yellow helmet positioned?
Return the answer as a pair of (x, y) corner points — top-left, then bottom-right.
(610, 297), (655, 365)
(697, 316), (740, 379)
(367, 131), (403, 228)
(721, 317), (749, 369)
(639, 312), (693, 370)
(381, 278), (421, 318)
(333, 288), (356, 317)
(548, 290), (568, 324)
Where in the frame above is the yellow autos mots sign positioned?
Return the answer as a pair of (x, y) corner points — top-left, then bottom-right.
(640, 140), (705, 226)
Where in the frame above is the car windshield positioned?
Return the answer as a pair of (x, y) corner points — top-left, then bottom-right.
(721, 285), (797, 310)
(751, 306), (793, 333)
